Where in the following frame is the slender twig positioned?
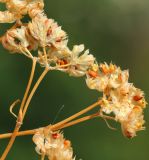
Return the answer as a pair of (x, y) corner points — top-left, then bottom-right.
(0, 110), (115, 140)
(47, 101), (101, 130)
(43, 47), (48, 66)
(56, 113), (115, 130)
(24, 49), (34, 59)
(0, 58), (37, 160)
(0, 129), (37, 139)
(0, 114), (100, 139)
(41, 154), (45, 160)
(21, 58), (37, 112)
(22, 67), (49, 119)
(55, 113), (99, 130)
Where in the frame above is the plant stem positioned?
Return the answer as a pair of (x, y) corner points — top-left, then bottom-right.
(0, 114), (100, 139)
(0, 58), (37, 160)
(48, 101), (101, 130)
(21, 58), (37, 112)
(0, 110), (115, 140)
(0, 129), (37, 139)
(55, 113), (99, 130)
(22, 67), (49, 119)
(41, 154), (45, 160)
(43, 47), (48, 66)
(51, 112), (115, 131)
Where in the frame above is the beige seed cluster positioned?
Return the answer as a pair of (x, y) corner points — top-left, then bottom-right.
(33, 128), (75, 160)
(86, 63), (147, 138)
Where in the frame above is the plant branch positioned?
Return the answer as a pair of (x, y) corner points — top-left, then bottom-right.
(0, 58), (37, 160)
(22, 67), (49, 119)
(0, 113), (101, 139)
(48, 101), (101, 130)
(0, 109), (115, 140)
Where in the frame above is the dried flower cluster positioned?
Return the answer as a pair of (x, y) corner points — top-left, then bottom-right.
(33, 128), (75, 160)
(0, 0), (147, 160)
(0, 0), (44, 23)
(1, 0), (95, 75)
(86, 63), (147, 138)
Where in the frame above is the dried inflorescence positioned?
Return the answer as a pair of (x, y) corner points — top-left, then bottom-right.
(33, 128), (75, 160)
(0, 0), (148, 159)
(1, 0), (147, 138)
(0, 0), (44, 23)
(86, 63), (147, 138)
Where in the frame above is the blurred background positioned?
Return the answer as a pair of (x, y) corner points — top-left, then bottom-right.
(0, 0), (149, 159)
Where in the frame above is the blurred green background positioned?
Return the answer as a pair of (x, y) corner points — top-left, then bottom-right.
(0, 0), (149, 159)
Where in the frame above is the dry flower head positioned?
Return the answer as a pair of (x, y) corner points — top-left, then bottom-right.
(0, 0), (147, 159)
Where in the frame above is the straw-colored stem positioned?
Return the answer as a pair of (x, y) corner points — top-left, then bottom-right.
(0, 114), (99, 139)
(0, 129), (37, 139)
(22, 67), (49, 119)
(41, 154), (45, 160)
(48, 101), (101, 130)
(0, 111), (115, 140)
(21, 58), (37, 111)
(0, 58), (37, 160)
(43, 47), (48, 65)
(56, 113), (99, 130)
(52, 112), (115, 131)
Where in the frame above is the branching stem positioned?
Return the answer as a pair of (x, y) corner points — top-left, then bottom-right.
(22, 67), (49, 119)
(0, 58), (37, 160)
(0, 108), (115, 140)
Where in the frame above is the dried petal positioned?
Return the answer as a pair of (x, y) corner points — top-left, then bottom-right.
(67, 45), (95, 77)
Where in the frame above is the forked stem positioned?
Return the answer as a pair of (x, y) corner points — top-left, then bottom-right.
(1, 58), (37, 160)
(0, 107), (115, 140)
(21, 58), (37, 112)
(22, 67), (49, 119)
(0, 113), (101, 139)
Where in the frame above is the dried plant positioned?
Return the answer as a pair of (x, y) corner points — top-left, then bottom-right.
(0, 0), (147, 160)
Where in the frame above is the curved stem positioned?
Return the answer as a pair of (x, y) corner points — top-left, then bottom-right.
(0, 58), (37, 160)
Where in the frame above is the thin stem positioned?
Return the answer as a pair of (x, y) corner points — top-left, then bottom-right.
(0, 129), (37, 139)
(52, 113), (115, 131)
(47, 101), (101, 130)
(0, 111), (115, 140)
(41, 154), (45, 160)
(21, 58), (37, 111)
(43, 47), (48, 66)
(55, 113), (99, 130)
(0, 102), (101, 144)
(0, 114), (99, 139)
(0, 58), (37, 160)
(22, 67), (49, 119)
(24, 49), (34, 59)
